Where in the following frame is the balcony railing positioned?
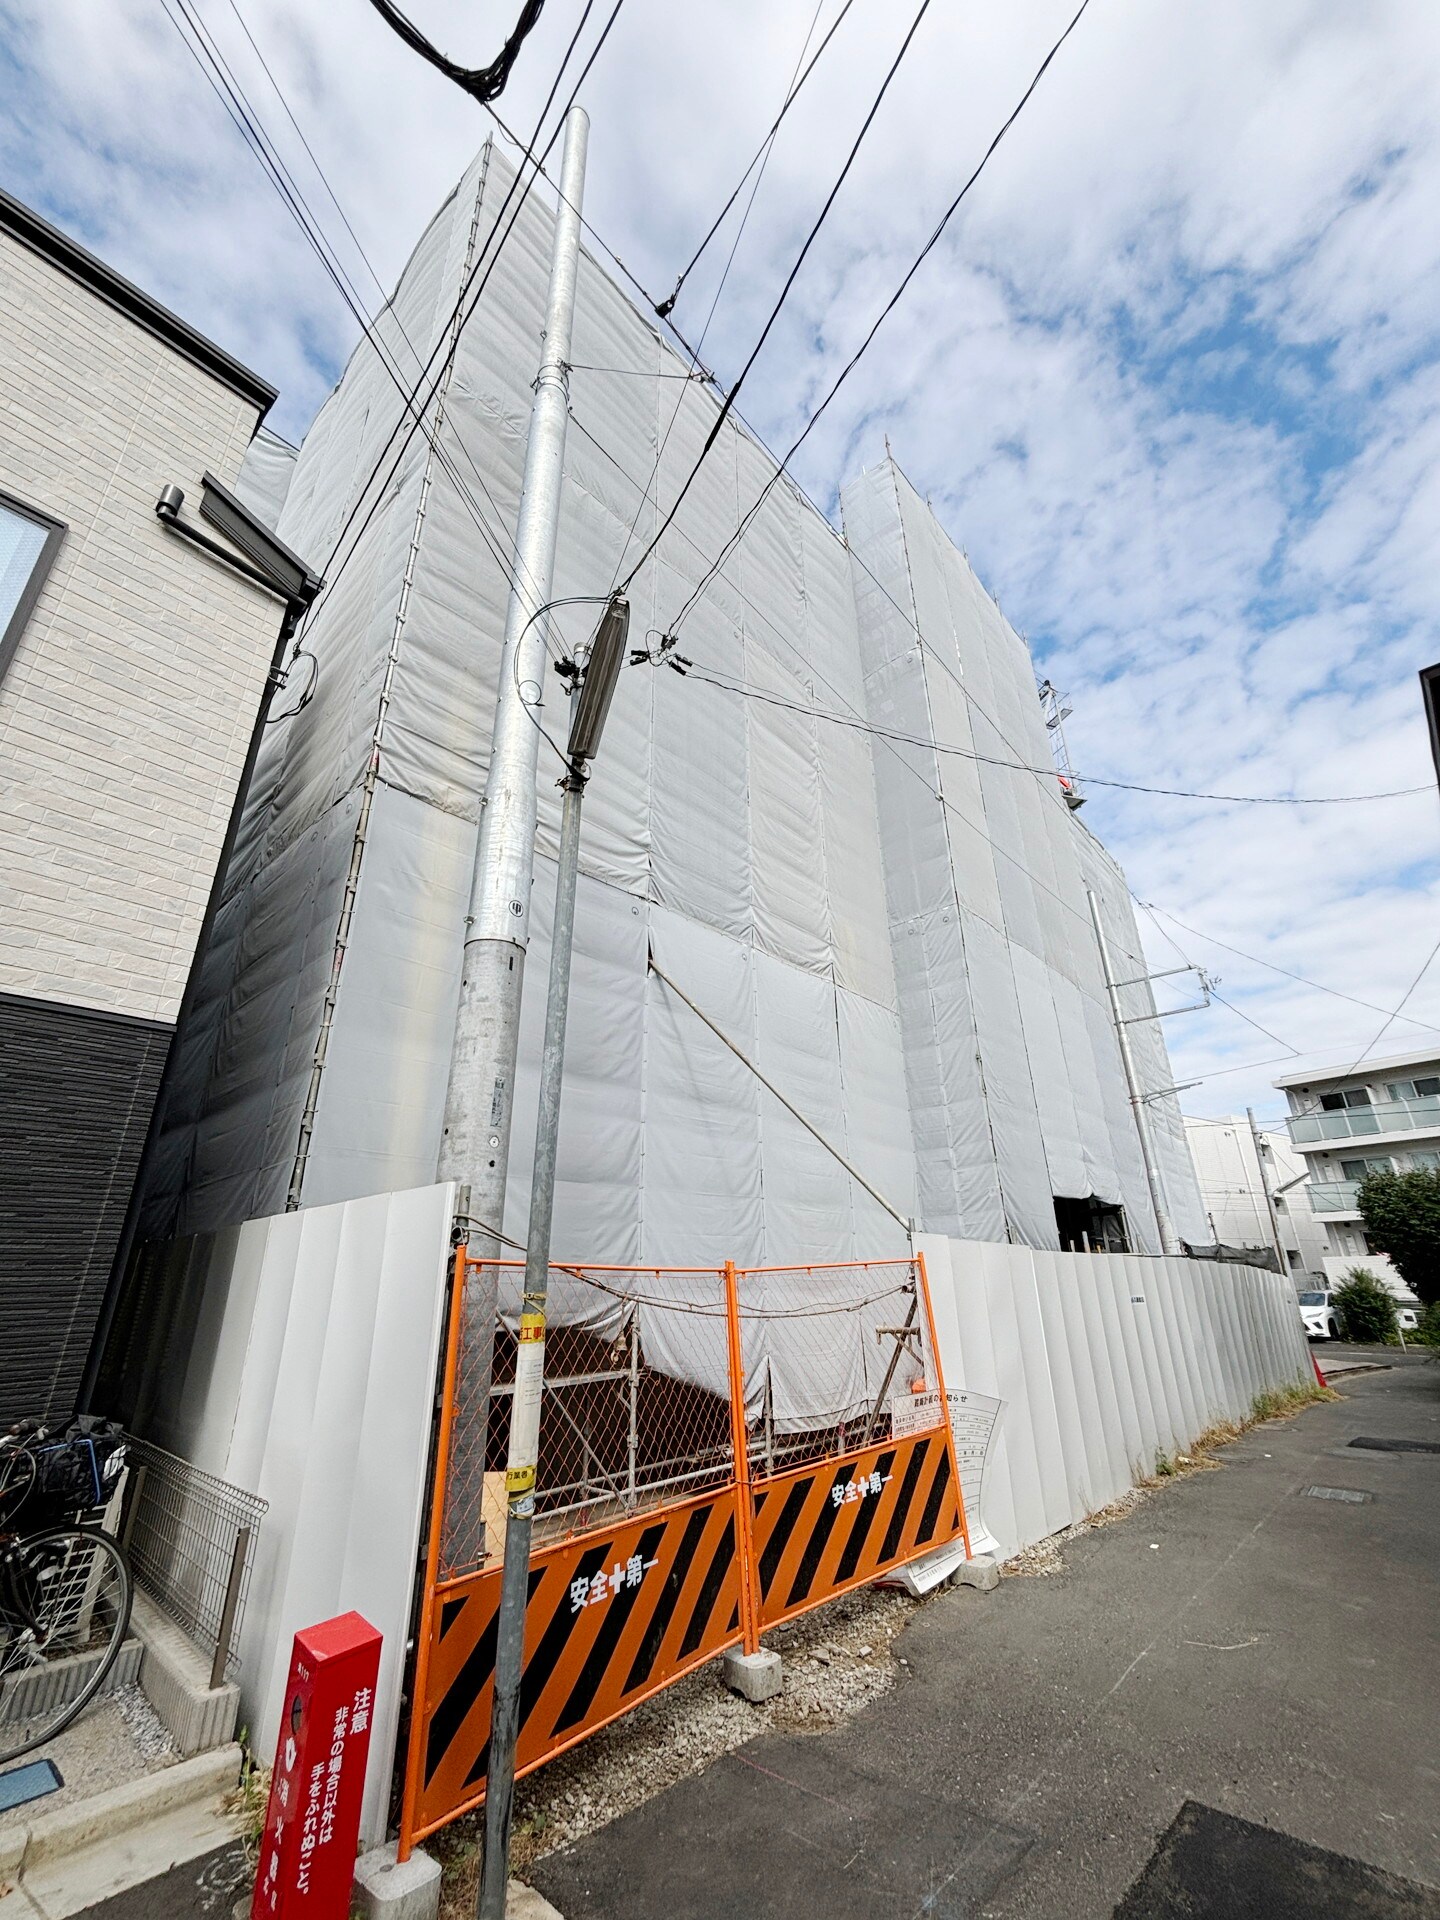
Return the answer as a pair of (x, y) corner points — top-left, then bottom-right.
(1308, 1180), (1361, 1213)
(1289, 1097), (1440, 1145)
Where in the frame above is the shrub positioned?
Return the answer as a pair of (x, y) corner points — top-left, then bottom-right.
(1332, 1268), (1399, 1344)
(1410, 1301), (1440, 1348)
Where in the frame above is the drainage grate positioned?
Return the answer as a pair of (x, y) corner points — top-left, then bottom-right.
(1303, 1485), (1372, 1503)
(1348, 1436), (1440, 1455)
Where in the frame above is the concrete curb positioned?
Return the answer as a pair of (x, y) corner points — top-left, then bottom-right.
(4, 1741), (241, 1874)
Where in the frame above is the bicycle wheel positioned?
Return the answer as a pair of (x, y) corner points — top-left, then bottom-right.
(0, 1525), (133, 1763)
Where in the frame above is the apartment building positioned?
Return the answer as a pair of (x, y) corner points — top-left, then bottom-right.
(0, 186), (315, 1423)
(1275, 1043), (1439, 1294)
(1184, 1115), (1329, 1280)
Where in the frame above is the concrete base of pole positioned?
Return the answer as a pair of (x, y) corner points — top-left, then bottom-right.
(723, 1646), (784, 1702)
(950, 1552), (1000, 1592)
(352, 1842), (442, 1920)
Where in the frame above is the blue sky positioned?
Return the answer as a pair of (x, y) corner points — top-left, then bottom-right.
(2, 0), (1437, 1123)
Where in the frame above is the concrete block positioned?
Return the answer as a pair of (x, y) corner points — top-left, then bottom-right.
(130, 1590), (240, 1756)
(723, 1647), (783, 1703)
(950, 1553), (1000, 1592)
(351, 1842), (442, 1920)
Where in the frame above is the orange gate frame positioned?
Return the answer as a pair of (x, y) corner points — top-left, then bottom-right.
(398, 1251), (967, 1854)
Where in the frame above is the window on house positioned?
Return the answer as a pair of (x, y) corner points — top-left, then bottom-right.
(1340, 1159), (1370, 1182)
(1386, 1077), (1440, 1101)
(1320, 1088), (1373, 1111)
(0, 492), (64, 680)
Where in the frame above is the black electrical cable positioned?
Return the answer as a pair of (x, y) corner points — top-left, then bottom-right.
(609, 0), (829, 591)
(684, 667), (1430, 805)
(362, 0), (547, 104)
(302, 0), (628, 619)
(1140, 903), (1440, 1036)
(162, 0), (527, 603)
(655, 0), (864, 318)
(219, 0), (532, 585)
(661, 0), (1095, 634)
(617, 0), (936, 596)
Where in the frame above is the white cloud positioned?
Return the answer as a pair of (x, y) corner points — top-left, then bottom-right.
(2, 0), (1437, 1121)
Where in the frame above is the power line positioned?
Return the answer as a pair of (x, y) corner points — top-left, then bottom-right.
(654, 0), (863, 318)
(1137, 900), (1301, 1059)
(361, 0), (547, 105)
(656, 0), (1095, 634)
(565, 405), (1093, 928)
(1344, 931), (1440, 1077)
(684, 666), (1428, 805)
(610, 0), (830, 591)
(161, 0), (528, 603)
(617, 0), (937, 595)
(1139, 902), (1440, 1036)
(299, 0), (628, 623)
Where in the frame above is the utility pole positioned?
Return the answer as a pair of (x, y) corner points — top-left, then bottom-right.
(477, 596), (629, 1920)
(1247, 1106), (1288, 1276)
(1087, 888), (1180, 1255)
(436, 109), (588, 1571)
(440, 104), (589, 1232)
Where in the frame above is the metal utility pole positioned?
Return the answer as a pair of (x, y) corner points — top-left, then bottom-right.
(1087, 888), (1180, 1255)
(1247, 1106), (1288, 1275)
(478, 596), (629, 1920)
(440, 104), (589, 1230)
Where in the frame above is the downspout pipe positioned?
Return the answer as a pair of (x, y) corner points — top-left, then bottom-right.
(76, 493), (320, 1415)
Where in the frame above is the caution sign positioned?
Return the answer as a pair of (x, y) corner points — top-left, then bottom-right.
(750, 1431), (960, 1630)
(407, 1485), (742, 1844)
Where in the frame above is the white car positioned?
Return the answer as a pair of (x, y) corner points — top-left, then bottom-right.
(1298, 1290), (1344, 1340)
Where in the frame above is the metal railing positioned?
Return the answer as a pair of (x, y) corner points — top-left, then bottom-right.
(1289, 1097), (1440, 1144)
(1309, 1180), (1362, 1212)
(120, 1439), (267, 1687)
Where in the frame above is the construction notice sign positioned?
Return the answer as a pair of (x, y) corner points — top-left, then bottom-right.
(252, 1612), (382, 1918)
(892, 1387), (1002, 1546)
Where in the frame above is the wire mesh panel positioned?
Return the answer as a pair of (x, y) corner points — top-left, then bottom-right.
(734, 1261), (942, 1476)
(437, 1261), (735, 1583)
(735, 1260), (967, 1629)
(122, 1439), (267, 1678)
(401, 1253), (966, 1855)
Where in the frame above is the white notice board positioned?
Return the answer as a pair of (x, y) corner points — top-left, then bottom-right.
(891, 1386), (1003, 1553)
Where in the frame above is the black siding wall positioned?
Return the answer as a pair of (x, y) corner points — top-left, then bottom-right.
(0, 990), (171, 1426)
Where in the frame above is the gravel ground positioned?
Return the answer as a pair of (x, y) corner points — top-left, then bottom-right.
(0, 1683), (178, 1829)
(435, 1399), (1325, 1914)
(433, 1582), (931, 1916)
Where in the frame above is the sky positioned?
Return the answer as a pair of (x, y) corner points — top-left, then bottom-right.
(3, 0), (1438, 1125)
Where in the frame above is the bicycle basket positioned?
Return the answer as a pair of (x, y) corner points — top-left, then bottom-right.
(0, 1418), (127, 1528)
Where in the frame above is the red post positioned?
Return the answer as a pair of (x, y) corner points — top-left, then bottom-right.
(251, 1612), (383, 1919)
(723, 1261), (761, 1656)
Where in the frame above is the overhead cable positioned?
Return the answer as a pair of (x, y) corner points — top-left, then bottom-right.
(610, 0), (830, 590)
(162, 0), (528, 603)
(302, 0), (628, 618)
(1140, 902), (1440, 1036)
(617, 0), (937, 595)
(658, 0), (1095, 633)
(654, 0), (863, 318)
(362, 0), (547, 104)
(687, 668), (1431, 805)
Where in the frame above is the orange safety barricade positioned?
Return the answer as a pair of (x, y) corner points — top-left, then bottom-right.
(399, 1250), (966, 1853)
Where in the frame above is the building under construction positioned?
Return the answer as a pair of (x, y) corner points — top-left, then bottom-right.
(127, 137), (1207, 1271)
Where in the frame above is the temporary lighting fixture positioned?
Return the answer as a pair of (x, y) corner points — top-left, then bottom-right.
(567, 595), (629, 764)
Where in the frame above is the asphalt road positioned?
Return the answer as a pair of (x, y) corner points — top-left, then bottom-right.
(532, 1358), (1440, 1919)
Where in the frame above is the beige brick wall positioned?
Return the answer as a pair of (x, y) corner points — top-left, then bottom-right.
(0, 229), (282, 1023)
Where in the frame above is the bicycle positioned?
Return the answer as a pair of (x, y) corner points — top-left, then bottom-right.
(0, 1420), (133, 1765)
